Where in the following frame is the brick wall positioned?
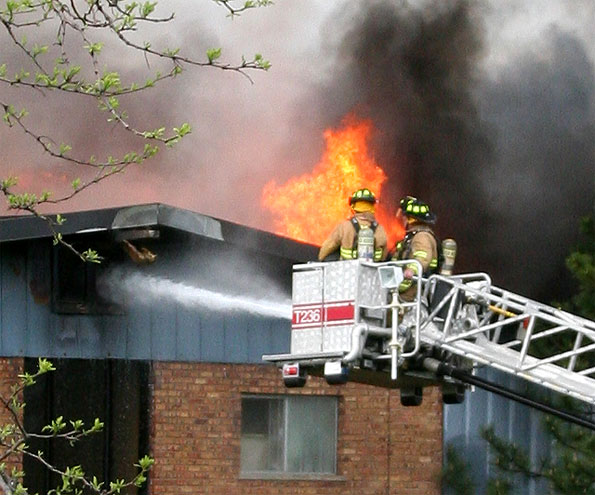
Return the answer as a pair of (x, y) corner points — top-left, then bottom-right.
(0, 357), (24, 490)
(150, 362), (442, 495)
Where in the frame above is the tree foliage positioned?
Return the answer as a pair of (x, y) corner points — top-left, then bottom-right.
(0, 2), (272, 491)
(441, 445), (475, 495)
(444, 216), (595, 495)
(0, 0), (271, 259)
(0, 358), (153, 495)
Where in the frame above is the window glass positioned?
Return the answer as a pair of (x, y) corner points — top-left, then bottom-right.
(240, 395), (337, 475)
(286, 396), (336, 473)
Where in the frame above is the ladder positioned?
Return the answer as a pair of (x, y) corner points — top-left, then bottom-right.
(421, 272), (595, 405)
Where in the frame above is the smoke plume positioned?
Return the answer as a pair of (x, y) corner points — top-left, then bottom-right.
(301, 0), (594, 300)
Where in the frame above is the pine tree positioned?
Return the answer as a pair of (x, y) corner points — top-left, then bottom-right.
(481, 216), (595, 495)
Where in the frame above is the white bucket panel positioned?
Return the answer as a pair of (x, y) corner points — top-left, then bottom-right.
(291, 328), (323, 354)
(322, 325), (352, 352)
(293, 269), (323, 305)
(324, 261), (359, 302)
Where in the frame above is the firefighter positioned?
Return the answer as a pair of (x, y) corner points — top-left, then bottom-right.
(392, 196), (439, 301)
(318, 188), (388, 262)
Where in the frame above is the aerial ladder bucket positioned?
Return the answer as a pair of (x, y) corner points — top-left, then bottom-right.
(263, 260), (595, 413)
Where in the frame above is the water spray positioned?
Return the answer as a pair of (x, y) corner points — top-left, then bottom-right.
(101, 270), (291, 320)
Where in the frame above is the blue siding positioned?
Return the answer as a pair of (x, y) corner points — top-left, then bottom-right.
(444, 368), (551, 495)
(1, 244), (28, 354)
(25, 243), (52, 355)
(151, 302), (177, 360)
(270, 319), (291, 354)
(101, 315), (128, 359)
(224, 314), (248, 363)
(199, 313), (226, 362)
(176, 306), (200, 360)
(247, 318), (272, 362)
(0, 241), (293, 365)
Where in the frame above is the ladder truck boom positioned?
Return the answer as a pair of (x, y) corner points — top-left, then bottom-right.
(263, 260), (595, 415)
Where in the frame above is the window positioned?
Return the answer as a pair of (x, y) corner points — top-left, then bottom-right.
(240, 395), (338, 478)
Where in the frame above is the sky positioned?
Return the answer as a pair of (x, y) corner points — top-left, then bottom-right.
(1, 0), (594, 300)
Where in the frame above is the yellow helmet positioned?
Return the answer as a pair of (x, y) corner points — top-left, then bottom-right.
(349, 188), (377, 206)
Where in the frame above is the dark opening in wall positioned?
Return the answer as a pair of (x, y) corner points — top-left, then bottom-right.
(23, 358), (151, 495)
(51, 237), (121, 315)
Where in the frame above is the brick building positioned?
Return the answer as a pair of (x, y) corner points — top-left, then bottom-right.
(0, 204), (442, 495)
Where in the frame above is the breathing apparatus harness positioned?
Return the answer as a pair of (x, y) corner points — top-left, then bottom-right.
(395, 227), (442, 277)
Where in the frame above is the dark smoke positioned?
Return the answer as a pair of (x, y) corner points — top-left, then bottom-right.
(479, 28), (594, 299)
(306, 0), (594, 300)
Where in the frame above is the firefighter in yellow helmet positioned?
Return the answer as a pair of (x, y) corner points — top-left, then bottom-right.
(392, 196), (439, 301)
(318, 188), (388, 262)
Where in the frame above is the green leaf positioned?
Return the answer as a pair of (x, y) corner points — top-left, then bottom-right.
(59, 143), (72, 156)
(70, 419), (84, 431)
(38, 358), (56, 373)
(162, 47), (180, 57)
(141, 1), (156, 17)
(143, 143), (159, 157)
(206, 48), (222, 63)
(109, 479), (125, 493)
(254, 53), (271, 70)
(173, 122), (191, 137)
(84, 42), (104, 55)
(32, 43), (48, 58)
(134, 474), (147, 487)
(137, 455), (155, 470)
(82, 249), (102, 264)
(108, 96), (120, 109)
(43, 416), (66, 434)
(91, 476), (103, 491)
(64, 65), (81, 82)
(91, 418), (104, 432)
(18, 372), (36, 387)
(14, 68), (30, 82)
(1, 176), (18, 190)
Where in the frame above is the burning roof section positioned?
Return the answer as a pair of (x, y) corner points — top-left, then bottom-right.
(0, 203), (319, 262)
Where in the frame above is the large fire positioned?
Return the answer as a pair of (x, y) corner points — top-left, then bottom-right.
(261, 114), (405, 248)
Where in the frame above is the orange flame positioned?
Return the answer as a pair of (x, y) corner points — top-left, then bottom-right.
(262, 114), (405, 247)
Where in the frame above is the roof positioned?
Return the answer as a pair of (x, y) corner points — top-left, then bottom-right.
(0, 203), (319, 261)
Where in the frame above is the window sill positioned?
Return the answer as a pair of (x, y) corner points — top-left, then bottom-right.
(239, 472), (345, 482)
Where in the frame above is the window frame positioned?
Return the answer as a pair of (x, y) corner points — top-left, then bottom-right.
(239, 393), (343, 481)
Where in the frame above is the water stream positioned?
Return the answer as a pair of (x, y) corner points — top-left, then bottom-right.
(102, 270), (292, 319)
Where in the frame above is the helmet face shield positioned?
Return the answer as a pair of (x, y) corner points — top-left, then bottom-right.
(351, 200), (375, 213)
